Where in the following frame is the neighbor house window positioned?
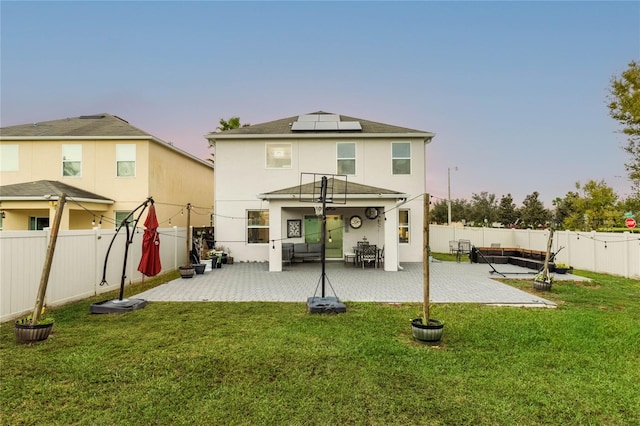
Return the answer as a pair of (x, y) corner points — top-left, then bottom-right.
(116, 144), (136, 177)
(29, 216), (49, 230)
(247, 210), (269, 243)
(399, 209), (409, 243)
(62, 144), (82, 177)
(115, 211), (132, 227)
(0, 145), (19, 171)
(392, 142), (411, 175)
(337, 142), (356, 175)
(266, 143), (291, 169)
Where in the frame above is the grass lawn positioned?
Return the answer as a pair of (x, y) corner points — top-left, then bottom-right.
(1, 266), (639, 425)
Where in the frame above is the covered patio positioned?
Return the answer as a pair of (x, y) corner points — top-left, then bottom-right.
(259, 177), (410, 272)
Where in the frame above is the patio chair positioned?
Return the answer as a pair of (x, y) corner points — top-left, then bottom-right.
(449, 240), (458, 254)
(456, 239), (471, 263)
(361, 245), (378, 268)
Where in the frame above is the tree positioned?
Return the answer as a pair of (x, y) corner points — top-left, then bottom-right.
(519, 191), (550, 228)
(608, 61), (640, 194)
(560, 180), (620, 231)
(552, 192), (579, 230)
(497, 193), (518, 227)
(429, 198), (448, 223)
(216, 117), (249, 131)
(468, 192), (499, 226)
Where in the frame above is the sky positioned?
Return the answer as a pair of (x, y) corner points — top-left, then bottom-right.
(1, 1), (639, 207)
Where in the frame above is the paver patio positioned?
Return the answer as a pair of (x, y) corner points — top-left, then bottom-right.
(134, 261), (588, 307)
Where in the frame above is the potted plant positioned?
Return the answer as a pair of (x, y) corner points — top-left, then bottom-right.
(554, 262), (570, 274)
(533, 271), (554, 291)
(411, 193), (444, 343)
(215, 245), (232, 265)
(15, 308), (54, 343)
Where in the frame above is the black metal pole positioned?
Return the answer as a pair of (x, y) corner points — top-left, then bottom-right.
(320, 176), (328, 298)
(119, 222), (131, 300)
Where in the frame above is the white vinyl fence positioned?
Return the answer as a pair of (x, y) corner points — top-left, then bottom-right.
(2, 225), (638, 321)
(429, 225), (640, 280)
(1, 227), (187, 322)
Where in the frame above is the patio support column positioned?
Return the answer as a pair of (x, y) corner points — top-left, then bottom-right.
(268, 203), (282, 272)
(384, 201), (399, 271)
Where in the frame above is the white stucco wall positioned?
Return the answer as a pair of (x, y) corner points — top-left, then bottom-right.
(212, 136), (430, 267)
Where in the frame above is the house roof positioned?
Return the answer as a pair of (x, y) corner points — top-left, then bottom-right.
(0, 180), (114, 204)
(0, 113), (152, 138)
(258, 178), (408, 200)
(0, 113), (213, 168)
(207, 111), (434, 141)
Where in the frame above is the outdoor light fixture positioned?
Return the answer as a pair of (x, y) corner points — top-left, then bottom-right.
(92, 216), (96, 226)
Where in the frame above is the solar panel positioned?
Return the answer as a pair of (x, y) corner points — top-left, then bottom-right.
(315, 121), (339, 130)
(291, 121), (316, 131)
(291, 114), (362, 132)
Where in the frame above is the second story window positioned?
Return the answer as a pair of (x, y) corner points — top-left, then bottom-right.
(116, 144), (136, 177)
(392, 142), (411, 175)
(0, 145), (19, 171)
(266, 143), (291, 169)
(337, 142), (356, 175)
(62, 144), (82, 177)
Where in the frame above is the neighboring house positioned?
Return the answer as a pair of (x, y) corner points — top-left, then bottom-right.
(206, 111), (435, 271)
(0, 113), (213, 231)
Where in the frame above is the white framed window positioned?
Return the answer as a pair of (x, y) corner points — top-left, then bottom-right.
(62, 144), (82, 177)
(266, 143), (291, 169)
(392, 142), (411, 175)
(0, 145), (19, 171)
(116, 144), (136, 177)
(337, 142), (356, 175)
(115, 211), (132, 227)
(247, 210), (269, 244)
(399, 209), (409, 243)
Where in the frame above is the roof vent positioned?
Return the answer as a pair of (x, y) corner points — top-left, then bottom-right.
(79, 115), (106, 119)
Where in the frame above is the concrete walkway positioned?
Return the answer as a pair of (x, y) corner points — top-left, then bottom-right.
(134, 261), (587, 307)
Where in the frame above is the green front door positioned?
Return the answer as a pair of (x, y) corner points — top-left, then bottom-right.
(304, 215), (343, 259)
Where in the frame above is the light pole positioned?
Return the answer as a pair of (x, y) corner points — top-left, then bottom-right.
(447, 166), (458, 225)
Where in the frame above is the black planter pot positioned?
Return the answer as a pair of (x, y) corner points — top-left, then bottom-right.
(411, 318), (444, 343)
(179, 266), (195, 278)
(555, 267), (568, 274)
(221, 253), (228, 264)
(193, 263), (206, 274)
(533, 279), (553, 291)
(15, 320), (54, 343)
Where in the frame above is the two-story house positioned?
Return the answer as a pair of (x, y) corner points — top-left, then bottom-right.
(0, 113), (213, 231)
(206, 112), (435, 271)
